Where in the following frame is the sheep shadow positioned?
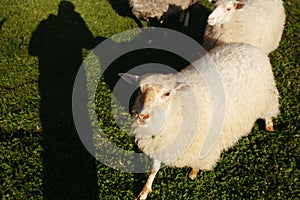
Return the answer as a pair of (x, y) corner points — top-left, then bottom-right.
(161, 3), (211, 44)
(108, 0), (143, 27)
(98, 1), (212, 112)
(101, 3), (211, 109)
(100, 48), (191, 108)
(28, 1), (103, 199)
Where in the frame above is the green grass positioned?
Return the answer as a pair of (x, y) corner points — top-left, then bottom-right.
(0, 0), (299, 199)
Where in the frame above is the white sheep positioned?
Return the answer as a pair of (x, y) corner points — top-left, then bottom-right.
(203, 0), (286, 54)
(120, 43), (279, 200)
(129, 0), (199, 26)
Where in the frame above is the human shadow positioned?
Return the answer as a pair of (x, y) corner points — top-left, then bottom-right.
(29, 1), (102, 199)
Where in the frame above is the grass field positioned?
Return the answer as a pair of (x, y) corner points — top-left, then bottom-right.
(0, 0), (299, 199)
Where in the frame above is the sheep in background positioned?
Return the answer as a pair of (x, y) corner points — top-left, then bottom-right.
(203, 0), (286, 54)
(129, 0), (199, 26)
(120, 43), (280, 200)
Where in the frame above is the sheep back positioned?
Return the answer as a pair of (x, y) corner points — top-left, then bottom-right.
(134, 43), (279, 171)
(130, 0), (198, 21)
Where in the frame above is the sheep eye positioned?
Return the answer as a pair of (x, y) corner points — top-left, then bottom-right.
(163, 92), (170, 97)
(227, 8), (231, 11)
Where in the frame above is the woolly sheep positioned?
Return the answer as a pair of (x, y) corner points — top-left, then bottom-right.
(120, 43), (280, 200)
(203, 0), (286, 54)
(129, 0), (199, 26)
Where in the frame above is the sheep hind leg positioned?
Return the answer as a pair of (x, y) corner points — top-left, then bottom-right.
(265, 117), (275, 132)
(183, 10), (190, 27)
(188, 168), (199, 180)
(136, 159), (161, 200)
(179, 10), (190, 27)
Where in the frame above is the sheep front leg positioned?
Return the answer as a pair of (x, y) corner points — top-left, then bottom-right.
(136, 159), (161, 200)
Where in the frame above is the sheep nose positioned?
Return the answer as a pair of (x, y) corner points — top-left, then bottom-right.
(138, 113), (150, 120)
(136, 113), (150, 125)
(208, 17), (215, 25)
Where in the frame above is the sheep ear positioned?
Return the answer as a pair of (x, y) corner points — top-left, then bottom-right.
(118, 73), (140, 85)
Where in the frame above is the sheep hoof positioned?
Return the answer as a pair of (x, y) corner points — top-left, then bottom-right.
(188, 168), (199, 180)
(266, 124), (275, 132)
(135, 192), (148, 200)
(265, 117), (275, 132)
(135, 187), (151, 200)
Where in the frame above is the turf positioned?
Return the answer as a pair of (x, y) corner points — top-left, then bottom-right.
(0, 0), (299, 199)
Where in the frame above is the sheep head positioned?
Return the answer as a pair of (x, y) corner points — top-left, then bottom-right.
(119, 73), (189, 127)
(207, 0), (245, 25)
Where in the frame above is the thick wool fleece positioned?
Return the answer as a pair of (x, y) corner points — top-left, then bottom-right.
(129, 0), (198, 21)
(133, 43), (279, 170)
(203, 0), (285, 54)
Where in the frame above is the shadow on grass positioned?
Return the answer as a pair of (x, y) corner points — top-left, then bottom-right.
(101, 3), (211, 108)
(29, 1), (103, 199)
(108, 0), (143, 27)
(161, 3), (211, 44)
(0, 18), (6, 31)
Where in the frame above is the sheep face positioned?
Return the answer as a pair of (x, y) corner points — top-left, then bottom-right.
(207, 0), (245, 25)
(120, 73), (181, 126)
(134, 83), (173, 126)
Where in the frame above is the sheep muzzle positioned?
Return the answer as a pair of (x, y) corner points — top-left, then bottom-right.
(136, 113), (150, 125)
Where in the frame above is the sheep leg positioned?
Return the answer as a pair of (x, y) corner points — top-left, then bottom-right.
(188, 168), (199, 180)
(179, 10), (190, 27)
(136, 159), (161, 200)
(179, 11), (185, 22)
(183, 10), (190, 27)
(146, 19), (151, 27)
(265, 117), (275, 131)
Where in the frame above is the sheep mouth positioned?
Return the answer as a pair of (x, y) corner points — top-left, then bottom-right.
(134, 113), (150, 126)
(136, 118), (150, 126)
(207, 19), (216, 26)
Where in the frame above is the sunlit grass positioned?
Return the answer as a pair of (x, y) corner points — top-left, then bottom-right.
(0, 0), (299, 199)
